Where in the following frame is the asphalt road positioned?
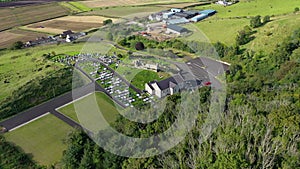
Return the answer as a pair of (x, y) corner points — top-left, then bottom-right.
(0, 66), (128, 132)
(0, 82), (99, 131)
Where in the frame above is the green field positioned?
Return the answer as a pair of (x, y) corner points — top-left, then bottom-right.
(81, 6), (168, 17)
(193, 0), (299, 18)
(58, 92), (120, 132)
(115, 66), (169, 89)
(59, 2), (83, 13)
(244, 14), (300, 54)
(131, 70), (168, 90)
(5, 114), (73, 165)
(192, 0), (300, 49)
(0, 43), (84, 103)
(68, 1), (92, 12)
(194, 18), (249, 45)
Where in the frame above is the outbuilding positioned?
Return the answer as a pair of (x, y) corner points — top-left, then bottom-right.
(167, 18), (190, 25)
(166, 24), (188, 35)
(190, 13), (208, 22)
(171, 8), (183, 13)
(163, 12), (175, 19)
(199, 9), (217, 16)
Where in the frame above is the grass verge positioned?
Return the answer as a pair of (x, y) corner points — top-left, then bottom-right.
(4, 113), (73, 165)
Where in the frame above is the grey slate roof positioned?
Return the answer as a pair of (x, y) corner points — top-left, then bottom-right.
(156, 74), (184, 90)
(167, 24), (188, 33)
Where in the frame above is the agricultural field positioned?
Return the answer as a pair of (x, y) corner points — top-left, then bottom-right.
(191, 0), (300, 47)
(156, 2), (209, 8)
(0, 3), (70, 31)
(81, 6), (168, 18)
(58, 92), (120, 132)
(194, 18), (249, 45)
(0, 29), (49, 49)
(23, 16), (115, 34)
(245, 13), (300, 54)
(192, 0), (299, 18)
(0, 43), (84, 104)
(5, 113), (73, 165)
(80, 0), (198, 8)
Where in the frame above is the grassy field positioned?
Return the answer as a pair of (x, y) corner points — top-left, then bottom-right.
(0, 43), (84, 103)
(0, 29), (49, 48)
(156, 2), (208, 8)
(81, 6), (168, 17)
(5, 113), (73, 165)
(192, 0), (299, 18)
(23, 16), (114, 34)
(191, 0), (300, 48)
(131, 70), (168, 90)
(194, 18), (249, 45)
(0, 3), (70, 31)
(115, 66), (169, 90)
(68, 1), (92, 11)
(80, 0), (197, 8)
(245, 13), (300, 54)
(59, 2), (84, 13)
(58, 92), (120, 132)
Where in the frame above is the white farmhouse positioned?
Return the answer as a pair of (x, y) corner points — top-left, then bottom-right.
(145, 74), (185, 98)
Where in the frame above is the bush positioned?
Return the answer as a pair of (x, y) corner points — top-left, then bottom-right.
(263, 15), (271, 24)
(11, 41), (24, 50)
(294, 7), (299, 13)
(135, 42), (145, 50)
(250, 15), (262, 28)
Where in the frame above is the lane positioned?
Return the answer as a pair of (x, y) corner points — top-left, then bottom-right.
(0, 82), (98, 131)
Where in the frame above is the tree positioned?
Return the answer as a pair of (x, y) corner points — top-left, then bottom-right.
(263, 15), (271, 24)
(236, 30), (250, 45)
(106, 32), (113, 41)
(135, 42), (145, 50)
(103, 19), (113, 25)
(294, 7), (299, 13)
(11, 41), (23, 50)
(250, 15), (262, 28)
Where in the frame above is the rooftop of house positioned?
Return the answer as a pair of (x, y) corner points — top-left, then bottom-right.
(155, 74), (184, 90)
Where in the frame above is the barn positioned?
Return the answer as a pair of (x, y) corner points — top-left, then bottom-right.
(190, 13), (208, 22)
(199, 9), (217, 16)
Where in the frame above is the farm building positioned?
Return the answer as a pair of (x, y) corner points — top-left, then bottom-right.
(163, 12), (175, 19)
(166, 18), (190, 25)
(166, 24), (188, 35)
(175, 10), (199, 19)
(199, 9), (217, 16)
(171, 8), (183, 13)
(190, 13), (209, 22)
(216, 0), (233, 6)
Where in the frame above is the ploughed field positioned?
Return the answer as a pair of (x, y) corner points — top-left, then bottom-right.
(0, 29), (49, 48)
(23, 16), (115, 34)
(0, 3), (70, 31)
(80, 0), (197, 8)
(0, 0), (67, 8)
